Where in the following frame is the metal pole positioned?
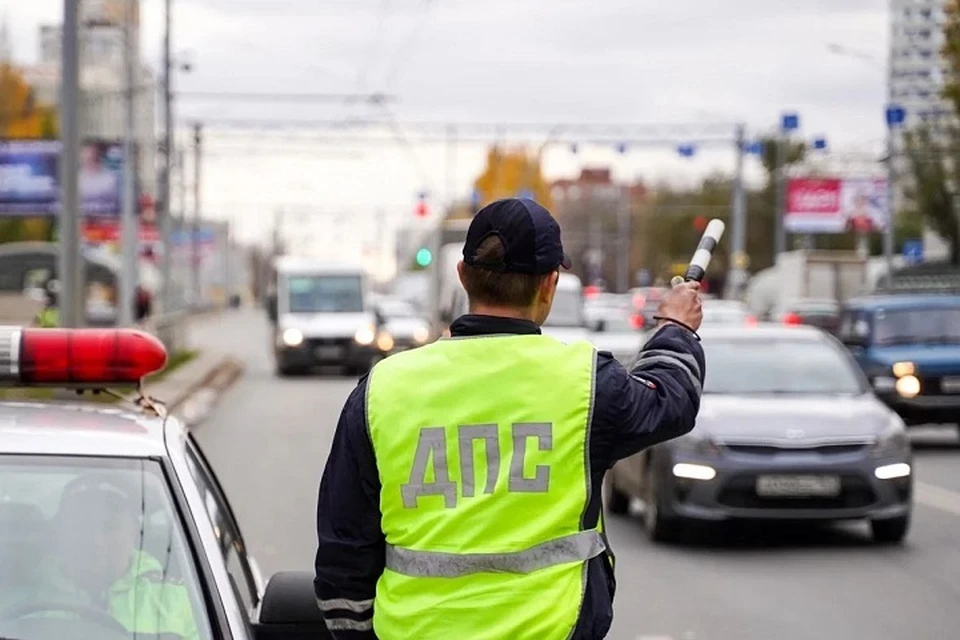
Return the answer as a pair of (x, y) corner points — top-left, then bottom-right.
(616, 186), (630, 293)
(118, 0), (137, 326)
(191, 123), (202, 308)
(728, 123), (747, 299)
(59, 0), (83, 328)
(884, 132), (896, 287)
(159, 0), (174, 313)
(774, 135), (787, 260)
(176, 148), (186, 308)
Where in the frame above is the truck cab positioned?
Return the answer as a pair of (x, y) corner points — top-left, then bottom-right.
(267, 257), (387, 376)
(839, 294), (960, 429)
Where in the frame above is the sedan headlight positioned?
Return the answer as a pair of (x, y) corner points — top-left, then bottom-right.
(354, 325), (375, 345)
(281, 328), (304, 347)
(872, 416), (910, 455)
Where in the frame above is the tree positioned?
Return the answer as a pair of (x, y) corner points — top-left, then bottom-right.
(472, 147), (554, 211)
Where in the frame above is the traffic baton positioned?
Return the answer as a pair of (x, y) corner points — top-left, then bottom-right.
(670, 219), (726, 287)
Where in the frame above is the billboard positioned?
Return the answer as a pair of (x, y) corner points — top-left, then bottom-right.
(0, 140), (126, 216)
(785, 177), (888, 234)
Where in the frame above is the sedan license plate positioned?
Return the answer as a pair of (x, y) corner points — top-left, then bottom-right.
(756, 475), (841, 498)
(314, 346), (343, 359)
(941, 377), (960, 394)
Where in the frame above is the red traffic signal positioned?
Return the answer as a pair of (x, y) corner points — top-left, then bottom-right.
(415, 199), (429, 218)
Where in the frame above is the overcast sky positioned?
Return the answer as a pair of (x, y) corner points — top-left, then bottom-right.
(3, 0), (891, 271)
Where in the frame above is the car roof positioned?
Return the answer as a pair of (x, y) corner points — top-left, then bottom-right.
(0, 401), (173, 458)
(698, 323), (826, 341)
(845, 293), (960, 311)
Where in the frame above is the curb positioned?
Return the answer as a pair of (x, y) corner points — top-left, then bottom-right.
(170, 357), (245, 427)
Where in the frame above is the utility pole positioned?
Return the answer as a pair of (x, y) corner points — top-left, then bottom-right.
(159, 0), (174, 313)
(59, 0), (83, 328)
(191, 122), (202, 308)
(773, 136), (787, 260)
(445, 125), (457, 215)
(727, 123), (748, 299)
(616, 186), (630, 293)
(118, 0), (137, 326)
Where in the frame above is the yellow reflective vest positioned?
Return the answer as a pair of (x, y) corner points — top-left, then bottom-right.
(366, 335), (604, 640)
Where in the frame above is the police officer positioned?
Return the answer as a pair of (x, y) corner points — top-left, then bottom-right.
(35, 279), (60, 328)
(315, 198), (704, 640)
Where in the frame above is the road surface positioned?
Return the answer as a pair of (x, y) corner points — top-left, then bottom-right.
(192, 309), (960, 640)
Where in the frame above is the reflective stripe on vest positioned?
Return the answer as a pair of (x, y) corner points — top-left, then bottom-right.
(367, 334), (598, 640)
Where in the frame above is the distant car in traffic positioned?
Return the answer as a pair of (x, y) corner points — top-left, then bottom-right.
(267, 257), (389, 376)
(374, 296), (432, 352)
(840, 294), (960, 431)
(606, 324), (913, 545)
(629, 287), (667, 330)
(774, 298), (841, 334)
(542, 273), (591, 343)
(701, 299), (756, 326)
(589, 309), (644, 366)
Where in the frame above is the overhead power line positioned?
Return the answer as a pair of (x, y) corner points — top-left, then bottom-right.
(177, 91), (395, 104)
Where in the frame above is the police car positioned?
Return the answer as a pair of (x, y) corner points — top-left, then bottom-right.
(0, 326), (330, 640)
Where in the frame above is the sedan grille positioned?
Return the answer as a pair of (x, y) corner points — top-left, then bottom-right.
(723, 443), (868, 456)
(717, 474), (876, 510)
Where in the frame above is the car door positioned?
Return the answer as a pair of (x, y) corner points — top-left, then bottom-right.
(183, 435), (264, 622)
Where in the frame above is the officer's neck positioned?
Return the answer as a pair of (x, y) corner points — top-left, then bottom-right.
(468, 304), (537, 323)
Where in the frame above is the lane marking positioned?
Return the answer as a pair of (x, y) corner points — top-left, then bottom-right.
(915, 481), (960, 518)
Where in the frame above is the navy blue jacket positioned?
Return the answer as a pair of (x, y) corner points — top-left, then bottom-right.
(315, 314), (705, 639)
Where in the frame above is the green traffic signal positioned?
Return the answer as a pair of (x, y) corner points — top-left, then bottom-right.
(415, 248), (433, 267)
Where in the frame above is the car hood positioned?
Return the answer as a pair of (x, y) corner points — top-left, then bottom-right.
(281, 312), (376, 338)
(692, 394), (890, 445)
(868, 345), (960, 376)
(542, 326), (592, 344)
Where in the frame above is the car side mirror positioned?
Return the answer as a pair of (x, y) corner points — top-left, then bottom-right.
(266, 295), (278, 323)
(254, 571), (332, 640)
(843, 335), (868, 349)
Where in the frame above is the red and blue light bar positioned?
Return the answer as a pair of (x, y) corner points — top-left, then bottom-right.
(0, 327), (168, 387)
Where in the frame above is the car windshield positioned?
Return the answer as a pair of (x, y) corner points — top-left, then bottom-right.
(0, 456), (214, 640)
(285, 274), (364, 313)
(873, 307), (960, 346)
(703, 338), (865, 395)
(544, 289), (585, 327)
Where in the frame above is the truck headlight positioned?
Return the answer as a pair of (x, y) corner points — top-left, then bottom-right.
(413, 326), (430, 344)
(282, 328), (304, 347)
(376, 331), (395, 352)
(354, 325), (375, 345)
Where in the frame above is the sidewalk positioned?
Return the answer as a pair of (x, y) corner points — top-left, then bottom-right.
(136, 349), (244, 426)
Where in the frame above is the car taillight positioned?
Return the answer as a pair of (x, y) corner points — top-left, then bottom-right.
(783, 312), (802, 326)
(745, 315), (758, 326)
(630, 314), (645, 330)
(0, 327), (167, 386)
(632, 294), (646, 310)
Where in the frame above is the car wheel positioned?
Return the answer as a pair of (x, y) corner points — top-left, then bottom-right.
(642, 466), (683, 543)
(603, 477), (630, 516)
(871, 515), (910, 544)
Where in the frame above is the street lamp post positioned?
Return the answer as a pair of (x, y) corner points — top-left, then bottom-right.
(885, 104), (906, 289)
(774, 112), (800, 260)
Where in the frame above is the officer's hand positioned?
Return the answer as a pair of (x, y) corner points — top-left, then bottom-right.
(657, 281), (703, 332)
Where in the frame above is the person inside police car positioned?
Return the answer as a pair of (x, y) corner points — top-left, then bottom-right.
(314, 197), (705, 640)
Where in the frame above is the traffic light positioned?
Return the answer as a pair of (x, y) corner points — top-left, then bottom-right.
(415, 247), (433, 267)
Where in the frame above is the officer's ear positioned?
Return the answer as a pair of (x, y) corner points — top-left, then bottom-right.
(538, 270), (559, 303)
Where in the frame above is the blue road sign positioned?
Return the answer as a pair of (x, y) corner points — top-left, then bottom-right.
(781, 113), (800, 132)
(813, 137), (827, 150)
(886, 105), (907, 128)
(569, 143), (579, 154)
(902, 239), (923, 264)
(616, 142), (628, 154)
(677, 144), (696, 158)
(744, 141), (764, 155)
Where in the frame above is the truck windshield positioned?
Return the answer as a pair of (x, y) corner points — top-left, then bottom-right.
(873, 307), (960, 346)
(285, 275), (364, 313)
(544, 290), (585, 327)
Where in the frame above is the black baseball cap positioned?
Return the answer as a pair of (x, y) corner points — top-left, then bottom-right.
(463, 198), (572, 275)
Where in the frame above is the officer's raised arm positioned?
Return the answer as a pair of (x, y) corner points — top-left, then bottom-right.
(593, 281), (705, 465)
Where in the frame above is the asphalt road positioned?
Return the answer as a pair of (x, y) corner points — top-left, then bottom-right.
(193, 309), (960, 640)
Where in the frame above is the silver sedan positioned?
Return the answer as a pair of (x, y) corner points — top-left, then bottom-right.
(606, 324), (913, 545)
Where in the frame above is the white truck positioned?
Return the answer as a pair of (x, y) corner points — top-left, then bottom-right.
(267, 256), (386, 376)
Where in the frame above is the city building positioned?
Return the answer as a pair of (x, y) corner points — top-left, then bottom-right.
(890, 0), (950, 130)
(551, 168), (650, 290)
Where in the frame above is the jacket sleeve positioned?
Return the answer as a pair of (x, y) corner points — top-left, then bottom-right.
(314, 376), (383, 639)
(592, 322), (706, 468)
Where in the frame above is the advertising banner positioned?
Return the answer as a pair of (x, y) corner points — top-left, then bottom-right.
(785, 177), (888, 234)
(0, 139), (126, 216)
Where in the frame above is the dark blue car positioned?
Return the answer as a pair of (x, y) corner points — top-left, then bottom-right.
(839, 294), (960, 430)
